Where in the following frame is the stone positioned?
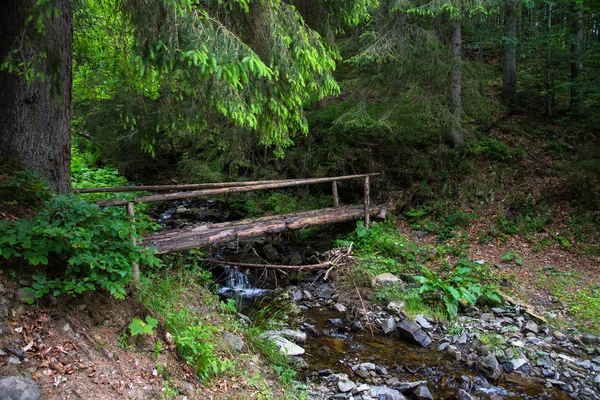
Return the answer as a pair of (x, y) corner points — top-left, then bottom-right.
(553, 330), (566, 341)
(457, 389), (476, 400)
(354, 384), (370, 393)
(318, 284), (334, 299)
(387, 301), (406, 316)
(397, 319), (431, 347)
(329, 318), (343, 326)
(582, 334), (598, 345)
(354, 369), (370, 379)
(371, 273), (405, 288)
(478, 354), (502, 380)
(438, 342), (450, 352)
(413, 385), (433, 400)
(456, 332), (468, 345)
(480, 313), (494, 322)
(415, 314), (432, 330)
(333, 303), (347, 313)
(8, 356), (22, 365)
(524, 321), (539, 334)
(381, 317), (397, 334)
(594, 374), (600, 384)
(0, 376), (40, 400)
(290, 288), (303, 302)
(394, 381), (427, 392)
(370, 386), (405, 399)
(221, 331), (244, 353)
(353, 362), (376, 371)
(278, 329), (307, 344)
(16, 288), (34, 304)
(262, 244), (279, 261)
(491, 307), (506, 314)
(338, 380), (356, 393)
(302, 290), (312, 300)
(475, 259), (485, 265)
(375, 366), (388, 375)
(268, 335), (305, 356)
(287, 252), (303, 266)
(504, 358), (528, 372)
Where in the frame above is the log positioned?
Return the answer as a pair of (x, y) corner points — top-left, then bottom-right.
(126, 202), (140, 285)
(209, 260), (333, 270)
(143, 204), (390, 254)
(364, 176), (370, 229)
(332, 181), (339, 208)
(96, 173), (380, 207)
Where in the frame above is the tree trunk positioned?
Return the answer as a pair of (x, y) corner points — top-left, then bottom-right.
(545, 3), (553, 117)
(570, 2), (584, 116)
(502, 0), (518, 105)
(446, 18), (463, 149)
(0, 0), (72, 193)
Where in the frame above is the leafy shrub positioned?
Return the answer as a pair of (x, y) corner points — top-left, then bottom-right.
(0, 195), (161, 299)
(129, 315), (159, 336)
(469, 137), (514, 162)
(414, 260), (501, 318)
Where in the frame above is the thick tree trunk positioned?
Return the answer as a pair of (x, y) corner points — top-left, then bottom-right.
(446, 18), (463, 149)
(545, 4), (553, 117)
(0, 0), (72, 193)
(502, 0), (518, 105)
(570, 2), (584, 116)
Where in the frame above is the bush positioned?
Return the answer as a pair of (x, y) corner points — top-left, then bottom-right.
(0, 195), (161, 300)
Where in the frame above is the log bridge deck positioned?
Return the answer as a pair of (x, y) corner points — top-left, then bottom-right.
(77, 173), (385, 272)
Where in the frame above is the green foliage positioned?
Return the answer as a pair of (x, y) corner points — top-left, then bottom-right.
(414, 260), (502, 318)
(0, 169), (51, 206)
(0, 195), (161, 300)
(501, 251), (523, 265)
(129, 315), (159, 336)
(468, 137), (515, 162)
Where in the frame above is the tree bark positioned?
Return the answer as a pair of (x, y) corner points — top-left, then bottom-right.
(0, 0), (72, 193)
(446, 17), (464, 149)
(545, 3), (553, 117)
(570, 1), (584, 116)
(502, 0), (518, 105)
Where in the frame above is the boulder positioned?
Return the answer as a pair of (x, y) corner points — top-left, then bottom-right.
(524, 320), (539, 334)
(370, 386), (405, 400)
(278, 329), (307, 344)
(415, 314), (432, 330)
(387, 301), (406, 316)
(262, 244), (279, 261)
(221, 331), (244, 353)
(503, 358), (528, 372)
(381, 317), (397, 334)
(259, 332), (305, 356)
(413, 385), (434, 400)
(477, 354), (502, 380)
(0, 376), (40, 400)
(398, 319), (431, 347)
(371, 273), (405, 289)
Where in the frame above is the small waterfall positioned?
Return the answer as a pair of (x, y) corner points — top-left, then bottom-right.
(217, 265), (271, 298)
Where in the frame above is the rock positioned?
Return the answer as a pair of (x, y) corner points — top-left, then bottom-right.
(354, 369), (370, 379)
(329, 318), (343, 326)
(353, 362), (376, 371)
(8, 356), (22, 365)
(371, 273), (405, 289)
(16, 288), (34, 304)
(338, 380), (356, 393)
(394, 381), (427, 392)
(582, 334), (598, 345)
(478, 354), (502, 380)
(381, 317), (397, 334)
(438, 342), (450, 352)
(333, 303), (347, 313)
(524, 320), (539, 334)
(354, 384), (370, 393)
(415, 314), (432, 330)
(290, 288), (303, 302)
(413, 230), (426, 239)
(594, 374), (600, 384)
(553, 330), (566, 341)
(413, 385), (434, 400)
(456, 332), (468, 345)
(0, 376), (40, 400)
(387, 301), (406, 316)
(302, 290), (312, 300)
(480, 313), (494, 322)
(475, 259), (485, 265)
(287, 252), (303, 266)
(262, 334), (305, 356)
(319, 369), (333, 376)
(398, 319), (431, 347)
(504, 358), (528, 372)
(221, 331), (244, 353)
(491, 307), (506, 314)
(457, 389), (476, 400)
(278, 329), (307, 344)
(262, 244), (279, 261)
(317, 284), (334, 299)
(289, 356), (309, 370)
(370, 386), (405, 399)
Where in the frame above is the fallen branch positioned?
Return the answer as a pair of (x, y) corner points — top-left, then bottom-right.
(209, 259), (333, 270)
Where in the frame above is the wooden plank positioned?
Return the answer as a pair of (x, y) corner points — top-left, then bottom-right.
(143, 204), (389, 254)
(209, 260), (333, 270)
(96, 173), (380, 207)
(332, 181), (339, 208)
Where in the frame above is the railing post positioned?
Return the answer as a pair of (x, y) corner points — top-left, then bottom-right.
(363, 176), (370, 229)
(332, 180), (340, 208)
(126, 202), (140, 285)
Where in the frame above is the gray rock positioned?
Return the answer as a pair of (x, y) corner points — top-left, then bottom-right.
(438, 342), (450, 352)
(582, 334), (598, 345)
(394, 381), (427, 392)
(413, 230), (426, 238)
(318, 284), (334, 299)
(457, 389), (476, 400)
(456, 332), (469, 345)
(415, 314), (432, 330)
(387, 301), (406, 316)
(290, 288), (303, 302)
(353, 362), (376, 371)
(381, 317), (397, 334)
(338, 380), (356, 393)
(333, 303), (347, 313)
(376, 366), (388, 375)
(278, 329), (307, 344)
(398, 319), (431, 347)
(504, 358), (528, 372)
(478, 354), (502, 380)
(553, 330), (566, 341)
(302, 290), (313, 300)
(480, 313), (494, 322)
(371, 273), (405, 288)
(524, 321), (539, 334)
(0, 376), (40, 400)
(261, 334), (305, 356)
(594, 374), (600, 384)
(16, 288), (34, 304)
(370, 386), (405, 399)
(8, 356), (22, 365)
(354, 369), (370, 379)
(491, 307), (506, 314)
(353, 384), (370, 393)
(413, 385), (433, 400)
(287, 252), (303, 266)
(262, 244), (279, 261)
(221, 331), (244, 353)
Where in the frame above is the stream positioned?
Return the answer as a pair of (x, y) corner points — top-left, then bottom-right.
(151, 199), (598, 400)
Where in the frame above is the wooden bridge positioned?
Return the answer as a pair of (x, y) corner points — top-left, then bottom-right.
(76, 173), (388, 279)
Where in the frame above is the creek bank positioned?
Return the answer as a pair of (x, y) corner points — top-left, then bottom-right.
(275, 272), (600, 399)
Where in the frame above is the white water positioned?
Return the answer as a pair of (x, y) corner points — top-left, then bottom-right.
(217, 265), (271, 298)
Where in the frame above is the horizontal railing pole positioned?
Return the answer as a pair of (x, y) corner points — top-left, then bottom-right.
(96, 173), (380, 207)
(75, 173), (380, 194)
